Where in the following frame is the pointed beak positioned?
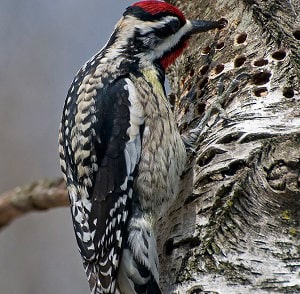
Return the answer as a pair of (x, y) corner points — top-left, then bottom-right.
(189, 19), (227, 35)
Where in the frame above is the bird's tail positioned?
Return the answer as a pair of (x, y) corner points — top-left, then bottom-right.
(116, 208), (162, 294)
(84, 261), (117, 294)
(82, 207), (162, 294)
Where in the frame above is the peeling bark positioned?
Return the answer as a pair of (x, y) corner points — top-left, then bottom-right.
(157, 0), (300, 293)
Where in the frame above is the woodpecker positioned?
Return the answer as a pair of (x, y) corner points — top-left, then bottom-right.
(59, 1), (225, 293)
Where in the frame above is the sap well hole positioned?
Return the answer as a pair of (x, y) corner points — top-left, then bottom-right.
(271, 49), (286, 61)
(202, 46), (211, 55)
(234, 55), (246, 68)
(235, 32), (247, 44)
(282, 87), (294, 98)
(253, 87), (268, 97)
(252, 71), (271, 85)
(214, 64), (225, 75)
(200, 65), (209, 75)
(292, 30), (300, 40)
(253, 58), (268, 67)
(216, 42), (225, 50)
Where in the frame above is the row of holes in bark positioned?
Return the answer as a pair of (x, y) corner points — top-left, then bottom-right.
(233, 49), (286, 68)
(201, 28), (299, 55)
(234, 29), (300, 44)
(200, 32), (247, 49)
(202, 47), (286, 65)
(195, 70), (271, 90)
(199, 48), (287, 77)
(214, 26), (298, 49)
(234, 49), (286, 68)
(199, 64), (274, 81)
(196, 30), (296, 97)
(197, 66), (295, 98)
(197, 66), (272, 85)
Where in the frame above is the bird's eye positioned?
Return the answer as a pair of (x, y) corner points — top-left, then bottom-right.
(155, 18), (181, 38)
(168, 18), (181, 33)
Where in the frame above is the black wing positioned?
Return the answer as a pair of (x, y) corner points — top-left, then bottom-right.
(59, 71), (142, 293)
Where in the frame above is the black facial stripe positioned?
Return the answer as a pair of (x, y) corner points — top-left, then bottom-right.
(155, 18), (181, 38)
(124, 6), (186, 26)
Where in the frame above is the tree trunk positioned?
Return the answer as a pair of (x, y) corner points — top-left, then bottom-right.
(157, 0), (300, 293)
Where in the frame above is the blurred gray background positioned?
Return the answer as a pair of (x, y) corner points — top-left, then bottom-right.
(0, 1), (132, 293)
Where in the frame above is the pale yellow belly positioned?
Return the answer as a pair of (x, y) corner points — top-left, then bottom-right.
(135, 112), (186, 216)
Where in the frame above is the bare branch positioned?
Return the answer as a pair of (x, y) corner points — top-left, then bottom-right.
(0, 178), (68, 230)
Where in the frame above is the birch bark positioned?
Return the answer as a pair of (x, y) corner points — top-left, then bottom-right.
(157, 1), (300, 293)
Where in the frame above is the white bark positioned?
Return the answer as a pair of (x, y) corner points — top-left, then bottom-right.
(157, 0), (300, 293)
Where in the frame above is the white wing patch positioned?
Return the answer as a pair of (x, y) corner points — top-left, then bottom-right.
(120, 79), (145, 191)
(125, 78), (145, 141)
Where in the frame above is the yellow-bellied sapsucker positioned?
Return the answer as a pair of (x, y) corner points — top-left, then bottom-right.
(59, 1), (225, 293)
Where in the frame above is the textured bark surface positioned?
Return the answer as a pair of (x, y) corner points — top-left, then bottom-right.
(157, 0), (300, 293)
(0, 178), (68, 230)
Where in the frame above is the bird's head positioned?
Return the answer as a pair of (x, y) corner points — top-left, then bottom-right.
(108, 1), (226, 70)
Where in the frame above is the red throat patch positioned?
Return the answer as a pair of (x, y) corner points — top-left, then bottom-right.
(160, 39), (189, 70)
(132, 1), (186, 23)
